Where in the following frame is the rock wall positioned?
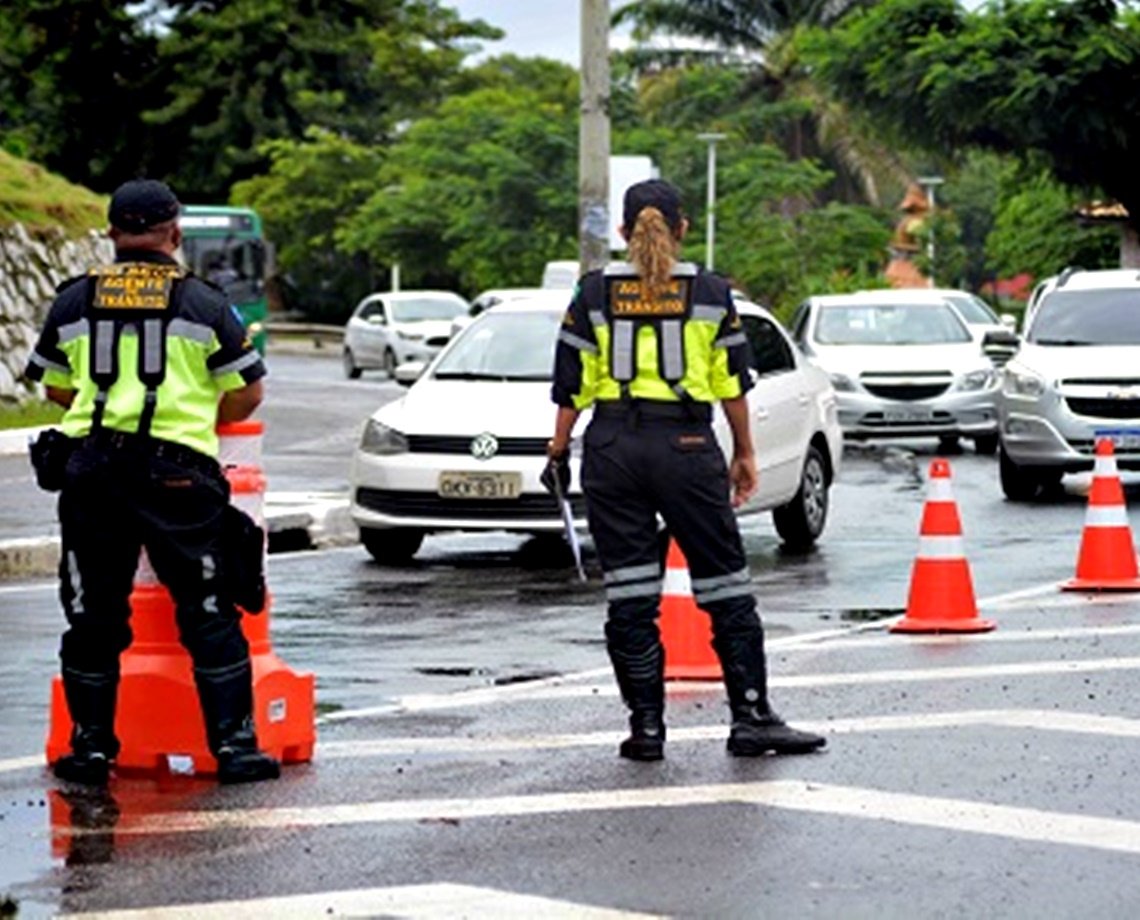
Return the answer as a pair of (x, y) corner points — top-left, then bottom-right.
(0, 224), (112, 402)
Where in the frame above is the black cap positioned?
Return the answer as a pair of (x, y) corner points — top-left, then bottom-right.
(622, 179), (684, 234)
(108, 179), (181, 233)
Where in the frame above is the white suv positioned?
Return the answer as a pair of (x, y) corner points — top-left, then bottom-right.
(997, 268), (1140, 500)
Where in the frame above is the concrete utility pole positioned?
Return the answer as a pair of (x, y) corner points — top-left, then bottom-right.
(917, 175), (944, 287)
(579, 0), (611, 274)
(697, 132), (727, 271)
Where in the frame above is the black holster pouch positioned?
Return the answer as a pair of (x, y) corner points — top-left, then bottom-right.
(222, 505), (266, 614)
(29, 428), (77, 492)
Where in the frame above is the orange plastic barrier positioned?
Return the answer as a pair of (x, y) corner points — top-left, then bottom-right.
(891, 458), (995, 634)
(46, 421), (315, 774)
(1062, 438), (1140, 592)
(660, 538), (722, 680)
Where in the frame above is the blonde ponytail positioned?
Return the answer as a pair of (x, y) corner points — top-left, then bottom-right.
(627, 206), (678, 300)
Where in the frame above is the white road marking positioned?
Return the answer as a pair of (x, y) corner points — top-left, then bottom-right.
(315, 709), (1140, 759)
(323, 654), (1140, 719)
(0, 754), (43, 774)
(87, 780), (1140, 859)
(58, 883), (661, 920)
(769, 622), (1140, 653)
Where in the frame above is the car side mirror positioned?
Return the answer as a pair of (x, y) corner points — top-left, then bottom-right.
(999, 313), (1017, 330)
(366, 314), (384, 325)
(394, 360), (426, 387)
(982, 328), (1020, 365)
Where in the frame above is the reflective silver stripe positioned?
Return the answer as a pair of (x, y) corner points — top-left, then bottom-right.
(691, 569), (752, 592)
(612, 319), (635, 381)
(604, 261), (697, 277)
(604, 563), (661, 585)
(660, 319), (684, 381)
(141, 318), (164, 377)
(662, 567), (691, 596)
(93, 320), (116, 375)
(604, 261), (637, 276)
(28, 352), (70, 375)
(713, 331), (747, 349)
(693, 583), (755, 604)
(57, 318), (89, 345)
(168, 317), (214, 345)
(212, 351), (261, 377)
(916, 535), (966, 559)
(588, 310), (606, 328)
(558, 329), (598, 354)
(692, 305), (727, 323)
(605, 579), (663, 602)
(1084, 506), (1130, 528)
(673, 262), (698, 277)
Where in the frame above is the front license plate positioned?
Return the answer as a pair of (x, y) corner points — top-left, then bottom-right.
(438, 471), (522, 499)
(1094, 429), (1140, 451)
(883, 406), (934, 422)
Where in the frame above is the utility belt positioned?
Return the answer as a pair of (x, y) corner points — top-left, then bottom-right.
(84, 428), (222, 480)
(593, 399), (712, 424)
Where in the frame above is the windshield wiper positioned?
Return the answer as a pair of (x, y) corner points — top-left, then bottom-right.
(433, 371), (510, 380)
(1033, 338), (1092, 346)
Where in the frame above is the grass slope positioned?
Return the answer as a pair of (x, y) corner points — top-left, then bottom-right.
(0, 149), (106, 235)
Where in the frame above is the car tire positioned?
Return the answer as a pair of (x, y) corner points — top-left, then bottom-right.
(343, 348), (362, 380)
(360, 527), (425, 564)
(937, 434), (961, 454)
(772, 444), (829, 552)
(998, 443), (1057, 501)
(383, 348), (398, 378)
(973, 433), (999, 455)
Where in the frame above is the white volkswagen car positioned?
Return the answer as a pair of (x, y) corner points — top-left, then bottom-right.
(997, 268), (1140, 500)
(349, 292), (843, 563)
(342, 290), (469, 378)
(789, 289), (1000, 453)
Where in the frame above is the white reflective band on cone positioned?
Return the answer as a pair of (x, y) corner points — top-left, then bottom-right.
(662, 567), (692, 596)
(917, 535), (966, 560)
(926, 479), (955, 501)
(1094, 456), (1119, 476)
(1084, 505), (1131, 528)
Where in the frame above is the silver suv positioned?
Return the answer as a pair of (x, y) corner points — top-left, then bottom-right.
(996, 268), (1140, 499)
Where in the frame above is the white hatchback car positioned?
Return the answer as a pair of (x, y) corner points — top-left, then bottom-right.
(343, 290), (469, 379)
(997, 268), (1140, 499)
(789, 289), (1000, 453)
(349, 293), (843, 563)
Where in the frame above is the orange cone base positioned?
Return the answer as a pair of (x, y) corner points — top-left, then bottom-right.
(1061, 576), (1140, 592)
(46, 652), (315, 774)
(891, 615), (995, 634)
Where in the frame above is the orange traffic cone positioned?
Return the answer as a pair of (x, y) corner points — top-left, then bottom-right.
(659, 538), (722, 680)
(47, 421), (316, 775)
(1062, 438), (1140, 591)
(891, 458), (995, 633)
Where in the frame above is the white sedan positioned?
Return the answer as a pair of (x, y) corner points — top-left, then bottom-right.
(349, 292), (843, 563)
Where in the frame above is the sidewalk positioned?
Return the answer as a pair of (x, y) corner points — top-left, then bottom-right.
(0, 426), (356, 580)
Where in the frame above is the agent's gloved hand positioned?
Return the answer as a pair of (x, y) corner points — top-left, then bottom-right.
(541, 450), (570, 496)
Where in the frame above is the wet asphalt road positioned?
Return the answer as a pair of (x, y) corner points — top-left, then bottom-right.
(4, 352), (1140, 917)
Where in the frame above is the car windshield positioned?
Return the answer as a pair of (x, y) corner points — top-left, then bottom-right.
(814, 303), (972, 345)
(390, 297), (467, 322)
(433, 310), (560, 381)
(1028, 289), (1140, 345)
(943, 293), (999, 325)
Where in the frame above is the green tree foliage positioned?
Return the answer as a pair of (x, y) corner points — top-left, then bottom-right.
(986, 171), (1119, 282)
(803, 0), (1140, 234)
(231, 129), (384, 320)
(148, 0), (501, 200)
(0, 0), (160, 187)
(337, 72), (579, 299)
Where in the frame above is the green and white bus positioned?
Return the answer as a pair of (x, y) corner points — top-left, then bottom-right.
(178, 205), (270, 353)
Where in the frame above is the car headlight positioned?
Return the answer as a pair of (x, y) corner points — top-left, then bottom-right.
(957, 369), (995, 391)
(360, 419), (408, 455)
(828, 372), (857, 392)
(397, 330), (424, 341)
(1002, 367), (1046, 398)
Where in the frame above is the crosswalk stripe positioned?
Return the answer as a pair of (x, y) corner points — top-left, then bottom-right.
(58, 883), (662, 920)
(86, 779), (1140, 858)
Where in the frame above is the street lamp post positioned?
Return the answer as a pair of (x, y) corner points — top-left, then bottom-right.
(697, 132), (727, 271)
(917, 175), (944, 287)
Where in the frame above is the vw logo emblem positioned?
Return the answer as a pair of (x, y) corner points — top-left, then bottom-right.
(470, 433), (499, 460)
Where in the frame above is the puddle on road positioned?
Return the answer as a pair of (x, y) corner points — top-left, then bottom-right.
(839, 606), (905, 622)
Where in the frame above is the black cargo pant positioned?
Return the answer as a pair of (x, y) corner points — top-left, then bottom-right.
(580, 402), (770, 721)
(56, 431), (252, 755)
